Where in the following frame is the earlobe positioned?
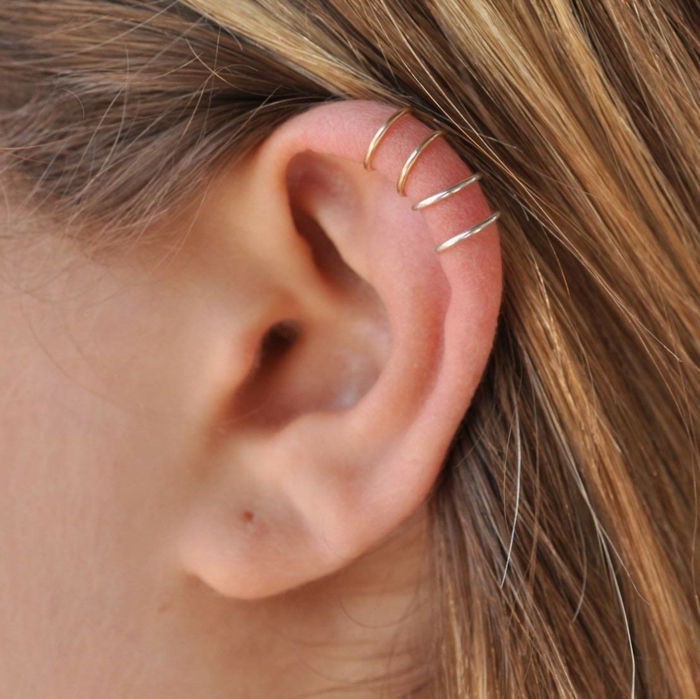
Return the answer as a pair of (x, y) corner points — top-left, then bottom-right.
(177, 100), (502, 600)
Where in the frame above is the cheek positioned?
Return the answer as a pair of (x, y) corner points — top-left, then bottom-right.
(0, 262), (194, 687)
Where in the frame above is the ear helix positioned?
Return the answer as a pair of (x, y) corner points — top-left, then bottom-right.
(363, 106), (501, 254)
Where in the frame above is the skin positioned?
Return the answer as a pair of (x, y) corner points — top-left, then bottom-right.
(0, 100), (501, 697)
(0, 210), (430, 698)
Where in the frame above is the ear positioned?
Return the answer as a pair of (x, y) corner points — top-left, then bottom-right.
(177, 100), (502, 600)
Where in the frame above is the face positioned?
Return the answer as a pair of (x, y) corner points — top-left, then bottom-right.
(0, 167), (431, 698)
(0, 206), (242, 695)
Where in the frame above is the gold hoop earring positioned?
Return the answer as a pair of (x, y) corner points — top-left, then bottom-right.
(396, 129), (446, 196)
(363, 107), (413, 171)
(411, 173), (483, 210)
(434, 211), (501, 253)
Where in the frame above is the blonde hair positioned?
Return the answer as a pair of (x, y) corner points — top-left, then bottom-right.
(2, 0), (699, 695)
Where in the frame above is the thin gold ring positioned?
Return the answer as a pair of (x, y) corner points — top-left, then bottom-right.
(363, 107), (413, 171)
(434, 211), (500, 253)
(412, 173), (483, 211)
(397, 129), (446, 196)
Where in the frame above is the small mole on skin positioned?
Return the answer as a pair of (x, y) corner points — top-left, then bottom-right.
(242, 510), (255, 524)
(157, 602), (172, 614)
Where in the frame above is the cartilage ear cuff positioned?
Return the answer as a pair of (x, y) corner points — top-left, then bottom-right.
(363, 107), (500, 254)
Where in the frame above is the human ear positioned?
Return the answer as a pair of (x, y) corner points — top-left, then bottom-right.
(176, 100), (502, 600)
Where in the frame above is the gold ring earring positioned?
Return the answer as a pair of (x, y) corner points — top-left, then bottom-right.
(363, 106), (413, 171)
(434, 211), (501, 253)
(411, 173), (483, 210)
(396, 129), (446, 196)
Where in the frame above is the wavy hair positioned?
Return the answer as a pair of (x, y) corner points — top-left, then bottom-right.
(2, 0), (700, 696)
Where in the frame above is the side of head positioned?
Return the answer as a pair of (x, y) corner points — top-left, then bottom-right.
(1, 1), (699, 697)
